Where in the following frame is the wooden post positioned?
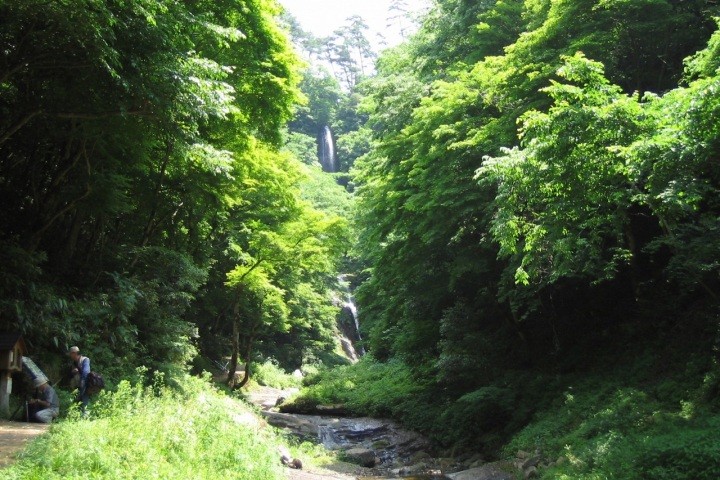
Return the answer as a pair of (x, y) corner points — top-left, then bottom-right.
(0, 372), (10, 417)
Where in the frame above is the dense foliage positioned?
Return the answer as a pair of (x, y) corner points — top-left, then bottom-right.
(0, 0), (349, 380)
(4, 0), (720, 478)
(325, 0), (720, 476)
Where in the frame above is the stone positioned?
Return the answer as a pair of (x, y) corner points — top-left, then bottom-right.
(466, 453), (485, 465)
(410, 450), (432, 464)
(439, 457), (457, 471)
(278, 446), (303, 470)
(522, 455), (541, 470)
(517, 450), (531, 459)
(396, 462), (427, 475)
(524, 466), (538, 479)
(261, 411), (318, 438)
(448, 462), (518, 480)
(344, 447), (378, 468)
(316, 404), (349, 415)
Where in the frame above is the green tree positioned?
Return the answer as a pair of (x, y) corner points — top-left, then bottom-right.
(0, 0), (316, 376)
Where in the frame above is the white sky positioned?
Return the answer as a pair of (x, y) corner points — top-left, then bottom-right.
(279, 0), (430, 50)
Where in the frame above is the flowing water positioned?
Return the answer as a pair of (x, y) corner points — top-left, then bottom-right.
(337, 274), (365, 358)
(248, 387), (454, 479)
(319, 125), (337, 173)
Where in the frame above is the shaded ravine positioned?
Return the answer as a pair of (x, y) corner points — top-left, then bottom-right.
(246, 387), (453, 480)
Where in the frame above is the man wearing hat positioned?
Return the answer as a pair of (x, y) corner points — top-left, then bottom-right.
(68, 346), (90, 409)
(29, 378), (60, 423)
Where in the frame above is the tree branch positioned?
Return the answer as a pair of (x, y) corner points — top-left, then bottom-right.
(0, 110), (43, 146)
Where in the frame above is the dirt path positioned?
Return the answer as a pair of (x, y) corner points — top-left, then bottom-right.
(0, 420), (49, 468)
(286, 465), (360, 480)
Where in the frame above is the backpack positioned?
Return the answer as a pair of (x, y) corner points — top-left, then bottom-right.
(86, 371), (105, 395)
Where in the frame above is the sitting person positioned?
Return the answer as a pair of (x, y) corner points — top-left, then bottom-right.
(29, 378), (60, 423)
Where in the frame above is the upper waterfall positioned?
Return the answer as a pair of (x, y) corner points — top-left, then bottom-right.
(319, 125), (337, 173)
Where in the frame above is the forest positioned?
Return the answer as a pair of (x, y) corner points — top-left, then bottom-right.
(1, 0), (720, 479)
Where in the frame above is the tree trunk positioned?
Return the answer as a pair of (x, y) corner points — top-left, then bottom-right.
(227, 302), (241, 387)
(236, 337), (254, 389)
(129, 141), (173, 269)
(507, 303), (528, 345)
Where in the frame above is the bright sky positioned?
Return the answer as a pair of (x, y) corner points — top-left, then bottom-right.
(279, 0), (430, 50)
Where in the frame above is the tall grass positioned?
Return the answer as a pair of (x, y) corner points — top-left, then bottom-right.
(4, 374), (285, 480)
(252, 359), (302, 390)
(284, 356), (422, 417)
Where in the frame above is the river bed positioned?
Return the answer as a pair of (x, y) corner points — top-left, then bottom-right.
(246, 387), (456, 480)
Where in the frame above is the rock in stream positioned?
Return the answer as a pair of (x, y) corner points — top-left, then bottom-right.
(248, 387), (517, 480)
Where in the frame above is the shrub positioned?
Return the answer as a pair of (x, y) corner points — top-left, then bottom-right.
(284, 356), (422, 417)
(252, 359), (302, 389)
(440, 386), (515, 450)
(507, 380), (720, 480)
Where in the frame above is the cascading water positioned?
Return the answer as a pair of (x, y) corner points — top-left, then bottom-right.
(319, 125), (337, 173)
(346, 301), (361, 345)
(338, 274), (365, 357)
(343, 297), (365, 356)
(318, 425), (342, 449)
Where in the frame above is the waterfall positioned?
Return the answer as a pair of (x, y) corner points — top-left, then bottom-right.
(337, 275), (365, 357)
(343, 298), (364, 355)
(319, 125), (337, 173)
(318, 425), (342, 449)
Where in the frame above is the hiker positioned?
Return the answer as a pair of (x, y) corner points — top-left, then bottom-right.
(28, 378), (59, 423)
(68, 346), (90, 409)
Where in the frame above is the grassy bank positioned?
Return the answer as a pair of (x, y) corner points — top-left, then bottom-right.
(4, 374), (291, 480)
(507, 380), (720, 479)
(285, 352), (720, 479)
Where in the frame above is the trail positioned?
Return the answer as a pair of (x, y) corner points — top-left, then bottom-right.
(0, 420), (49, 468)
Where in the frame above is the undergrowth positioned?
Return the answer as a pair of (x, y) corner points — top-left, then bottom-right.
(4, 373), (287, 480)
(285, 356), (422, 417)
(251, 359), (302, 390)
(288, 352), (720, 479)
(508, 378), (720, 479)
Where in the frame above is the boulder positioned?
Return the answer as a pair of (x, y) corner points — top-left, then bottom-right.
(524, 466), (538, 479)
(448, 462), (518, 480)
(465, 453), (485, 465)
(517, 450), (531, 460)
(393, 462), (427, 476)
(261, 411), (318, 438)
(316, 404), (350, 416)
(521, 455), (541, 470)
(409, 450), (432, 464)
(343, 447), (378, 468)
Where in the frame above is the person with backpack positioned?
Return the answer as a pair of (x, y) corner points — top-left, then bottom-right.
(68, 346), (91, 410)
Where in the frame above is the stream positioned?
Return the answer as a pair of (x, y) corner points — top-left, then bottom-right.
(246, 387), (456, 480)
